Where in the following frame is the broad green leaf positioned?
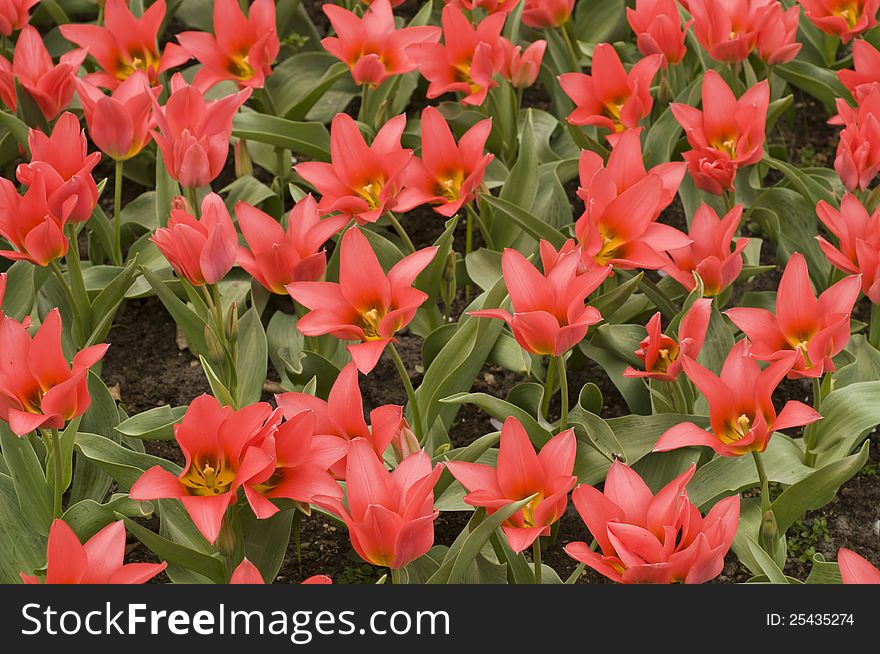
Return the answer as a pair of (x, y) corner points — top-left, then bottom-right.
(115, 405), (186, 441)
(235, 308), (268, 406)
(0, 473), (48, 583)
(75, 431), (181, 491)
(0, 424), (52, 535)
(812, 381), (880, 465)
(440, 392), (552, 445)
(480, 194), (567, 249)
(62, 494), (154, 541)
(233, 112), (331, 161)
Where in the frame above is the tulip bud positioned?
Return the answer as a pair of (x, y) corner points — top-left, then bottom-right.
(759, 509), (779, 560)
(205, 325), (225, 365)
(392, 423), (420, 464)
(234, 139), (253, 178)
(171, 194), (192, 214)
(225, 301), (239, 342)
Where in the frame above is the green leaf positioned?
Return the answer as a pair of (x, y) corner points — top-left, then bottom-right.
(62, 495), (154, 541)
(479, 194), (567, 249)
(233, 112), (331, 161)
(75, 431), (181, 491)
(746, 537), (790, 584)
(812, 381), (880, 465)
(0, 109), (30, 155)
(155, 153), (180, 228)
(140, 264), (209, 356)
(396, 546), (449, 584)
(268, 53), (350, 120)
(0, 473), (48, 582)
(493, 110), (539, 248)
(70, 372), (122, 504)
(805, 553), (842, 584)
(238, 506), (294, 584)
(115, 405), (186, 441)
(774, 60), (852, 113)
(235, 308), (268, 406)
(1, 261), (35, 321)
(199, 355), (237, 408)
(87, 256), (141, 346)
(0, 424), (52, 535)
(440, 392), (553, 445)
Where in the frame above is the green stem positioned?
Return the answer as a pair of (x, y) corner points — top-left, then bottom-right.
(49, 428), (64, 519)
(556, 355), (569, 432)
(869, 303), (880, 349)
(752, 450), (770, 516)
(558, 22), (580, 72)
(389, 343), (424, 443)
(386, 212), (416, 253)
(185, 186), (200, 217)
(540, 356), (556, 420)
(466, 202), (495, 251)
(113, 159), (124, 265)
(533, 539), (542, 585)
(49, 259), (87, 346)
(669, 379), (689, 414)
(803, 376), (823, 467)
(275, 147), (287, 212)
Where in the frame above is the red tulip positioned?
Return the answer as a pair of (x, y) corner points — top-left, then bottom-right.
(831, 87), (880, 192)
(276, 363), (407, 479)
(322, 0), (441, 88)
(687, 0), (775, 63)
(501, 39), (547, 89)
(0, 25), (86, 120)
(446, 416), (577, 553)
(0, 308), (108, 435)
(816, 193), (880, 303)
(671, 71), (769, 195)
(59, 0), (190, 89)
(444, 0), (520, 14)
(241, 409), (346, 519)
(626, 0), (692, 67)
(129, 395), (279, 544)
(565, 461), (740, 584)
(838, 40), (880, 104)
(151, 192), (238, 286)
(229, 558), (331, 584)
(471, 241), (610, 356)
(17, 112), (101, 224)
(798, 0), (879, 43)
(756, 3), (802, 65)
(624, 298), (712, 382)
(522, 0), (575, 28)
(838, 548), (880, 584)
(75, 71), (160, 161)
(314, 438), (443, 569)
(287, 228), (437, 373)
(726, 253), (860, 379)
(295, 113), (415, 225)
(403, 106), (494, 217)
(236, 195), (348, 294)
(176, 0), (279, 91)
(559, 44), (662, 143)
(654, 339), (822, 456)
(0, 172), (69, 266)
(663, 203), (749, 296)
(407, 5), (506, 106)
(20, 520), (166, 584)
(0, 0), (40, 36)
(150, 74), (251, 189)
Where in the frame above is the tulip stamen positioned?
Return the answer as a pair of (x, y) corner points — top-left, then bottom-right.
(230, 53), (256, 80)
(602, 99), (627, 132)
(834, 2), (861, 28)
(357, 179), (384, 209)
(720, 413), (752, 444)
(359, 307), (385, 341)
(181, 456), (236, 496)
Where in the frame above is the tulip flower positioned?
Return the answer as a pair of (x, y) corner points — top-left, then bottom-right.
(522, 0), (575, 28)
(838, 548), (880, 584)
(624, 298), (713, 382)
(577, 128), (686, 223)
(559, 44), (662, 143)
(20, 520), (166, 585)
(444, 0), (519, 14)
(663, 203), (749, 296)
(832, 88), (880, 192)
(471, 241), (611, 356)
(175, 0), (279, 91)
(501, 39), (547, 88)
(287, 228), (437, 374)
(75, 72), (160, 161)
(16, 112), (101, 224)
(241, 409), (346, 519)
(150, 74), (251, 189)
(60, 0), (190, 89)
(407, 5), (506, 106)
(838, 40), (880, 104)
(756, 3), (802, 65)
(446, 417), (577, 553)
(236, 195), (348, 294)
(0, 0), (40, 36)
(798, 0), (879, 43)
(0, 25), (86, 120)
(313, 438), (443, 570)
(671, 71), (769, 195)
(0, 308), (108, 435)
(0, 172), (69, 266)
(626, 0), (692, 66)
(229, 558), (332, 584)
(687, 0), (776, 63)
(565, 462), (740, 584)
(403, 106), (494, 217)
(276, 363), (409, 478)
(151, 193), (238, 287)
(816, 193), (880, 303)
(295, 113), (416, 225)
(654, 340), (822, 456)
(322, 0), (441, 88)
(726, 253), (861, 379)
(130, 395), (279, 544)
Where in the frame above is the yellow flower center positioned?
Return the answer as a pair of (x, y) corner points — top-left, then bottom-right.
(521, 494), (544, 528)
(594, 227), (625, 265)
(834, 2), (861, 28)
(434, 169), (465, 201)
(180, 456), (236, 496)
(720, 413), (752, 445)
(359, 308), (386, 341)
(116, 49), (158, 80)
(453, 61), (482, 94)
(229, 52), (256, 80)
(357, 179), (384, 210)
(602, 99), (627, 132)
(712, 136), (738, 158)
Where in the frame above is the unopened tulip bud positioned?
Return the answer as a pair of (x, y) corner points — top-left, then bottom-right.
(760, 509), (779, 558)
(392, 423), (420, 464)
(234, 139), (253, 178)
(225, 301), (239, 342)
(205, 325), (225, 365)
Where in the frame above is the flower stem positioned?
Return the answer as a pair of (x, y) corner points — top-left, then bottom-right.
(869, 303), (880, 350)
(49, 428), (64, 519)
(752, 450), (770, 516)
(558, 22), (580, 72)
(540, 356), (556, 420)
(389, 343), (424, 443)
(465, 202), (495, 251)
(556, 355), (569, 432)
(113, 159), (124, 265)
(386, 212), (416, 253)
(533, 538), (542, 585)
(802, 376), (823, 467)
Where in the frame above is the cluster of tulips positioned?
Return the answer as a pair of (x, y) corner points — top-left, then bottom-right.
(0, 0), (879, 586)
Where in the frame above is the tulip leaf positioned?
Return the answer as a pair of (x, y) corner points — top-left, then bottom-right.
(480, 194), (567, 249)
(238, 506), (294, 584)
(75, 432), (181, 491)
(0, 109), (30, 155)
(0, 472), (49, 582)
(440, 392), (553, 445)
(432, 431), (501, 497)
(774, 60), (851, 113)
(573, 0), (628, 45)
(115, 405), (187, 441)
(87, 256), (142, 347)
(140, 264), (210, 356)
(267, 53), (350, 120)
(199, 355), (238, 409)
(493, 111), (539, 247)
(62, 494), (154, 541)
(644, 75), (702, 167)
(1, 260), (36, 322)
(489, 531), (534, 585)
(746, 537), (790, 584)
(464, 248), (503, 292)
(568, 406), (624, 462)
(235, 308), (269, 407)
(589, 272), (644, 322)
(397, 546), (449, 584)
(805, 553), (842, 584)
(811, 381), (880, 466)
(0, 424), (53, 536)
(233, 112), (331, 161)
(70, 372), (122, 504)
(579, 339), (651, 415)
